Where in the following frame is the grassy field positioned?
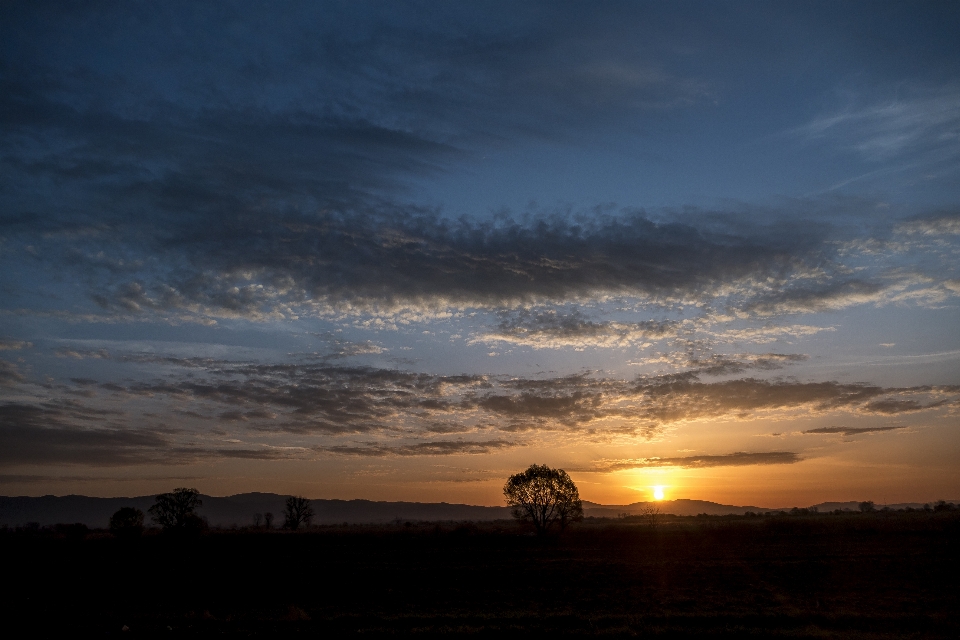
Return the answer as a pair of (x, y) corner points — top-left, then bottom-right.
(3, 511), (958, 637)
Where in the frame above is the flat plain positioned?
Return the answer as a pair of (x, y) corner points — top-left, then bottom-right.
(3, 511), (958, 637)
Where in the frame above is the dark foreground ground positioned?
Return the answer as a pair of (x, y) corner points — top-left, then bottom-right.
(3, 511), (959, 637)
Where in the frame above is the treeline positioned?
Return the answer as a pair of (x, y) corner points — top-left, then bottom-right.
(5, 497), (958, 540)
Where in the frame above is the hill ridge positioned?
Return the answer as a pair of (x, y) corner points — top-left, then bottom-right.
(1, 492), (948, 528)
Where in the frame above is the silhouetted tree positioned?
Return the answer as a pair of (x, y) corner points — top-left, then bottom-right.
(149, 488), (203, 531)
(109, 507), (144, 539)
(859, 501), (876, 513)
(264, 512), (274, 528)
(503, 464), (583, 534)
(283, 496), (314, 530)
(253, 513), (263, 527)
(639, 504), (662, 529)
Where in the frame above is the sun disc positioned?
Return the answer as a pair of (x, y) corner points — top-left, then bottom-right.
(654, 486), (665, 501)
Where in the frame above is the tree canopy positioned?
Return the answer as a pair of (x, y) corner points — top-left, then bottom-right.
(503, 464), (583, 534)
(149, 487), (203, 531)
(283, 495), (315, 530)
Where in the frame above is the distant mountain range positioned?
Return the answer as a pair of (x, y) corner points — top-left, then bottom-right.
(0, 493), (943, 528)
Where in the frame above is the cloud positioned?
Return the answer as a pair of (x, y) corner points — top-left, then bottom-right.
(0, 402), (172, 466)
(0, 360), (25, 386)
(4, 355), (957, 468)
(0, 401), (299, 466)
(629, 347), (809, 376)
(747, 280), (887, 315)
(582, 451), (802, 472)
(803, 426), (908, 436)
(113, 362), (960, 438)
(897, 214), (960, 237)
(305, 336), (386, 361)
(861, 399), (944, 414)
(47, 207), (839, 321)
(211, 448), (297, 460)
(3, 4), (888, 322)
(684, 353), (808, 376)
(797, 88), (960, 162)
(2, 4), (959, 329)
(709, 324), (835, 344)
(474, 308), (679, 349)
(0, 339), (32, 351)
(10, 196), (940, 324)
(318, 439), (516, 458)
(54, 347), (111, 359)
(0, 474), (202, 484)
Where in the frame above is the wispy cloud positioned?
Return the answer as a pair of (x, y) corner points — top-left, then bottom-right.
(0, 339), (32, 351)
(797, 88), (960, 163)
(0, 360), (26, 385)
(708, 324), (835, 344)
(54, 347), (111, 359)
(318, 439), (516, 458)
(803, 425), (908, 436)
(580, 451), (802, 472)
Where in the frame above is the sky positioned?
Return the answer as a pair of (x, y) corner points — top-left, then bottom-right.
(1, 1), (959, 507)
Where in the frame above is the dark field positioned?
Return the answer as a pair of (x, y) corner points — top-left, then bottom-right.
(4, 512), (959, 637)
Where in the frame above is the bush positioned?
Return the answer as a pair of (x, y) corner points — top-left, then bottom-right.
(110, 507), (145, 539)
(55, 522), (89, 540)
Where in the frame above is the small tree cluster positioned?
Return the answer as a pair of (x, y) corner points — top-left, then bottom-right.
(503, 464), (583, 535)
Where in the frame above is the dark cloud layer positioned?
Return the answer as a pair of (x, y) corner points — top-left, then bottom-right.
(4, 2), (935, 320)
(104, 363), (960, 435)
(0, 402), (169, 466)
(18, 204), (838, 317)
(582, 451), (802, 472)
(0, 401), (294, 466)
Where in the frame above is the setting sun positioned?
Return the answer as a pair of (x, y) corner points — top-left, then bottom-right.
(653, 486), (665, 501)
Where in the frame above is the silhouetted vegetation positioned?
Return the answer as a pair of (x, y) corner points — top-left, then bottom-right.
(54, 522), (89, 541)
(503, 464), (583, 534)
(149, 488), (204, 533)
(934, 499), (956, 512)
(638, 504), (662, 528)
(283, 496), (314, 530)
(109, 507), (144, 539)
